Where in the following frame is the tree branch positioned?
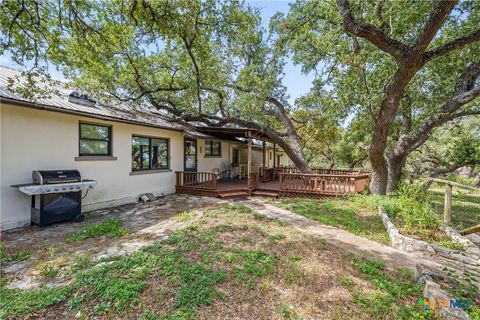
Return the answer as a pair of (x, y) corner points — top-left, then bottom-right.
(336, 0), (408, 60)
(393, 61), (480, 158)
(422, 29), (480, 64)
(411, 0), (457, 55)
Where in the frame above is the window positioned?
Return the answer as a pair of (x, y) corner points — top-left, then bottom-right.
(232, 149), (239, 164)
(204, 140), (221, 156)
(79, 123), (112, 156)
(132, 136), (169, 171)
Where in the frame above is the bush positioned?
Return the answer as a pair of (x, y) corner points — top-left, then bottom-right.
(390, 183), (441, 235)
(354, 183), (443, 241)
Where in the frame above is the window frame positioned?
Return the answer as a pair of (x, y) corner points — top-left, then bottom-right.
(131, 135), (170, 172)
(79, 122), (112, 156)
(204, 140), (221, 157)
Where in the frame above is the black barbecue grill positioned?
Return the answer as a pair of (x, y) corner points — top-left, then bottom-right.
(12, 170), (97, 227)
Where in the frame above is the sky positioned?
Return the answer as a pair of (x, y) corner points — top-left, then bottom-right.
(251, 1), (316, 104)
(0, 1), (314, 105)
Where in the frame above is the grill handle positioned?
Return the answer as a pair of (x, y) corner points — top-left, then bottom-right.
(46, 179), (81, 184)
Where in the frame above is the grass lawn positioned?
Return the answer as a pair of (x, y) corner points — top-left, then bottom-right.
(271, 195), (468, 251)
(0, 204), (432, 319)
(272, 197), (390, 245)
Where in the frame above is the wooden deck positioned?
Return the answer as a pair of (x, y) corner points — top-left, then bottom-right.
(175, 169), (371, 199)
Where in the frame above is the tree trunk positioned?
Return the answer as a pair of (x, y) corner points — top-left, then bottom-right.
(368, 66), (418, 195)
(265, 131), (312, 174)
(369, 160), (388, 195)
(282, 145), (311, 173)
(387, 154), (408, 192)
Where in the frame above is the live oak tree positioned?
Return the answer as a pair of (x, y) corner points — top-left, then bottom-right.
(0, 0), (312, 172)
(274, 0), (480, 194)
(408, 118), (480, 181)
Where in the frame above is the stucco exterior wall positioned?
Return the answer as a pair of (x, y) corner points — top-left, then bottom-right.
(196, 139), (232, 172)
(0, 103), (185, 230)
(238, 147), (264, 170)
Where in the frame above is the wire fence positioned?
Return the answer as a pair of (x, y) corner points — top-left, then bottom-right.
(427, 178), (480, 230)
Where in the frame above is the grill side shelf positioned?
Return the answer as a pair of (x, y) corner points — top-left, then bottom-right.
(12, 180), (97, 195)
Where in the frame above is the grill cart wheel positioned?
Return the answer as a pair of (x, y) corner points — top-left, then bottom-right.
(74, 214), (86, 222)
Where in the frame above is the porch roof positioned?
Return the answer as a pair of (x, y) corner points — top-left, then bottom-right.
(195, 127), (273, 143)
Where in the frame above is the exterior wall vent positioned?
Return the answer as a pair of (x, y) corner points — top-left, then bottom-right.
(68, 91), (96, 107)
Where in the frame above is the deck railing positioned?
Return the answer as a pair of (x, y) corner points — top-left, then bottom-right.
(261, 168), (275, 182)
(175, 168), (371, 197)
(175, 171), (218, 190)
(278, 173), (371, 195)
(274, 167), (369, 176)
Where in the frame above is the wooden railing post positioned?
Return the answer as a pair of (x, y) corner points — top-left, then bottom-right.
(212, 173), (218, 189)
(444, 183), (452, 225)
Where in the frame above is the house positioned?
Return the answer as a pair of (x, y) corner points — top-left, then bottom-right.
(0, 66), (291, 230)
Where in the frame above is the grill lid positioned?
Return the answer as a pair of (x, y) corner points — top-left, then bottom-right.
(33, 170), (81, 185)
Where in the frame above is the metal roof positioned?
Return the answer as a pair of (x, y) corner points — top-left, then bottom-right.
(0, 66), (270, 143)
(0, 65), (186, 132)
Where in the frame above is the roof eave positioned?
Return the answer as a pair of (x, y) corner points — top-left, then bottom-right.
(0, 96), (185, 133)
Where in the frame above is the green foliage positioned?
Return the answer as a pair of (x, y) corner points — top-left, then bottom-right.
(279, 302), (304, 320)
(77, 268), (148, 312)
(385, 183), (441, 234)
(268, 232), (286, 242)
(0, 243), (30, 264)
(436, 239), (465, 251)
(0, 284), (71, 317)
(0, 0), (291, 137)
(354, 185), (466, 246)
(274, 0), (480, 179)
(38, 262), (60, 280)
(204, 204), (253, 217)
(443, 268), (479, 304)
(175, 211), (194, 222)
(408, 119), (480, 179)
(66, 218), (128, 242)
(281, 254), (305, 285)
(140, 309), (158, 320)
(466, 305), (480, 320)
(172, 264), (225, 309)
(344, 257), (431, 319)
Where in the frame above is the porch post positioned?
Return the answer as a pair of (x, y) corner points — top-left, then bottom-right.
(247, 132), (252, 187)
(262, 141), (266, 170)
(273, 143), (276, 168)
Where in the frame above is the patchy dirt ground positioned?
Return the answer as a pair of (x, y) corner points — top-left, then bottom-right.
(0, 196), (438, 319)
(1, 194), (222, 290)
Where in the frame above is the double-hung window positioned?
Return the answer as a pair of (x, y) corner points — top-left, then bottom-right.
(79, 123), (112, 156)
(204, 140), (221, 157)
(132, 136), (169, 171)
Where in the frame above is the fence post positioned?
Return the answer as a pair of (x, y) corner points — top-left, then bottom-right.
(444, 183), (452, 225)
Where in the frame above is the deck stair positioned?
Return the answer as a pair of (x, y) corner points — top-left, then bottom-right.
(251, 190), (279, 198)
(218, 190), (250, 199)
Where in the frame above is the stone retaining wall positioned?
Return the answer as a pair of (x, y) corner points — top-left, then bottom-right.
(378, 209), (480, 279)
